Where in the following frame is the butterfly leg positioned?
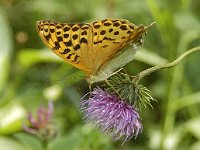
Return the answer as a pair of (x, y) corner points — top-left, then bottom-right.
(105, 79), (122, 99)
(109, 68), (127, 78)
(88, 83), (94, 98)
(89, 83), (92, 92)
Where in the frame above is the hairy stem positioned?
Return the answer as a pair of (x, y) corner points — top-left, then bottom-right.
(133, 46), (200, 84)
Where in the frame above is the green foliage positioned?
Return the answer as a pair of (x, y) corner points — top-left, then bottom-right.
(0, 0), (200, 149)
(106, 71), (156, 109)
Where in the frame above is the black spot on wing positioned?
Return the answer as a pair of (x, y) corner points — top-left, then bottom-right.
(63, 26), (70, 32)
(50, 29), (55, 33)
(44, 34), (51, 41)
(74, 44), (80, 50)
(60, 48), (70, 54)
(94, 24), (101, 29)
(65, 40), (72, 46)
(109, 28), (113, 32)
(113, 22), (120, 27)
(72, 26), (79, 32)
(104, 22), (111, 26)
(54, 41), (60, 50)
(72, 34), (78, 40)
(64, 34), (69, 38)
(67, 53), (73, 59)
(57, 31), (61, 35)
(72, 55), (79, 63)
(120, 25), (128, 30)
(80, 38), (88, 44)
(114, 31), (119, 35)
(100, 30), (106, 35)
(82, 26), (89, 30)
(57, 36), (63, 42)
(81, 30), (87, 35)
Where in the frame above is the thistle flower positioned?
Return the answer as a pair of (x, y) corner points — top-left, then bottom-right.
(81, 87), (142, 143)
(23, 101), (56, 140)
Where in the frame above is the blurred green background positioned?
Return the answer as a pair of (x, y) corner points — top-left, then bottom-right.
(0, 0), (200, 149)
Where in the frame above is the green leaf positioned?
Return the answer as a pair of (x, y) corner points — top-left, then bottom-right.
(0, 136), (25, 150)
(174, 12), (200, 32)
(0, 102), (26, 134)
(185, 117), (200, 139)
(135, 48), (168, 66)
(172, 91), (200, 110)
(190, 141), (200, 150)
(0, 8), (13, 94)
(17, 48), (61, 68)
(14, 133), (43, 150)
(49, 125), (112, 150)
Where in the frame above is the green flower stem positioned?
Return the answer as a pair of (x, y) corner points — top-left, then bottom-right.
(133, 46), (200, 84)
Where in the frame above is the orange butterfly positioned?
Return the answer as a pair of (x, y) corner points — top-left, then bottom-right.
(36, 19), (154, 83)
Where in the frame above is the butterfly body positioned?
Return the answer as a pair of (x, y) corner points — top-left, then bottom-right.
(36, 19), (154, 83)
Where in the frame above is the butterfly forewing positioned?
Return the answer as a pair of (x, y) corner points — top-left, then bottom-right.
(36, 20), (91, 73)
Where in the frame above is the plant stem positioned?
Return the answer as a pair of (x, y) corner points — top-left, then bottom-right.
(133, 46), (200, 84)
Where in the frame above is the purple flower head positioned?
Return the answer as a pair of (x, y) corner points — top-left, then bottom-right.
(81, 87), (142, 143)
(23, 101), (55, 138)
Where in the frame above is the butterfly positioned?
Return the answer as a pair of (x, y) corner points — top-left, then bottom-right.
(36, 18), (155, 83)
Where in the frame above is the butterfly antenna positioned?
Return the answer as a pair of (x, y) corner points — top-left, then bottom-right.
(145, 22), (156, 30)
(48, 74), (85, 86)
